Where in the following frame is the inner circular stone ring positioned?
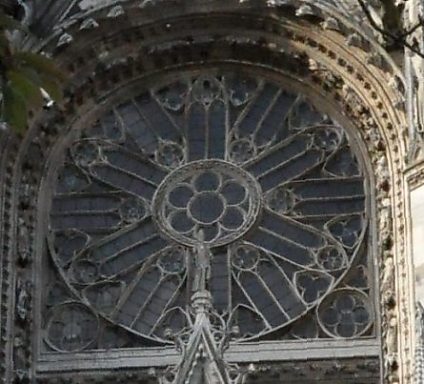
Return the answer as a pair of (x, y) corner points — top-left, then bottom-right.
(152, 159), (263, 247)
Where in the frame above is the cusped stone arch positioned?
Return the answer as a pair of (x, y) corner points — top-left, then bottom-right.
(0, 1), (410, 383)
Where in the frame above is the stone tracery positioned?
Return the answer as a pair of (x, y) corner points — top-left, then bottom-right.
(0, 1), (412, 383)
(43, 71), (373, 349)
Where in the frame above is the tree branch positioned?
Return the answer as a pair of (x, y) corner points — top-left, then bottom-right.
(356, 0), (424, 59)
(399, 16), (424, 39)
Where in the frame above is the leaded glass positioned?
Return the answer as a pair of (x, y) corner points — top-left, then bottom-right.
(43, 70), (372, 352)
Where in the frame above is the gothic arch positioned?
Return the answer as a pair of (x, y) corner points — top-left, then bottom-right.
(0, 1), (410, 383)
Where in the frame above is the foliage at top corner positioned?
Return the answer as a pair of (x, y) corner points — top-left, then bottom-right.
(0, 10), (67, 135)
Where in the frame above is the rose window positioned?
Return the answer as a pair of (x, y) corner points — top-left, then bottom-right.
(44, 70), (372, 352)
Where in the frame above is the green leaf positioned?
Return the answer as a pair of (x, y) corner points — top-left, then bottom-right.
(0, 29), (13, 61)
(0, 13), (25, 32)
(16, 52), (67, 82)
(0, 33), (8, 56)
(2, 84), (27, 134)
(7, 69), (43, 110)
(39, 74), (63, 102)
(17, 66), (63, 102)
(18, 66), (41, 85)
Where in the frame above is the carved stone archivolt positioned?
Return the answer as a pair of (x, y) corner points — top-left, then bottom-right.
(0, 1), (411, 383)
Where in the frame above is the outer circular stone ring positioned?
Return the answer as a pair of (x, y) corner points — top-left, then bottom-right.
(152, 159), (262, 247)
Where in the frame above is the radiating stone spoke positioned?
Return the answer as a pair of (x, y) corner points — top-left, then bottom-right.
(135, 93), (183, 142)
(257, 149), (323, 191)
(84, 217), (168, 276)
(133, 275), (182, 336)
(207, 101), (226, 159)
(247, 227), (315, 267)
(236, 271), (289, 327)
(267, 177), (365, 220)
(245, 134), (309, 174)
(115, 100), (159, 154)
(51, 193), (121, 213)
(260, 209), (326, 249)
(116, 267), (182, 337)
(50, 191), (123, 232)
(293, 196), (365, 217)
(287, 177), (364, 199)
(89, 164), (158, 201)
(210, 248), (231, 313)
(186, 102), (207, 161)
(236, 83), (279, 136)
(50, 211), (121, 232)
(244, 133), (321, 192)
(100, 235), (167, 277)
(255, 259), (306, 318)
(115, 267), (161, 328)
(102, 147), (168, 182)
(253, 90), (296, 147)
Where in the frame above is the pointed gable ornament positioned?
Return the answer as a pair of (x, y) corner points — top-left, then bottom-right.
(161, 231), (244, 384)
(173, 291), (230, 384)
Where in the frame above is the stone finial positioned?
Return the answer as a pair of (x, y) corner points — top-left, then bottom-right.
(107, 5), (125, 18)
(80, 18), (99, 30)
(57, 32), (73, 48)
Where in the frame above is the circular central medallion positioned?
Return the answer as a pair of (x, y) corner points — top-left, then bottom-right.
(152, 160), (262, 247)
